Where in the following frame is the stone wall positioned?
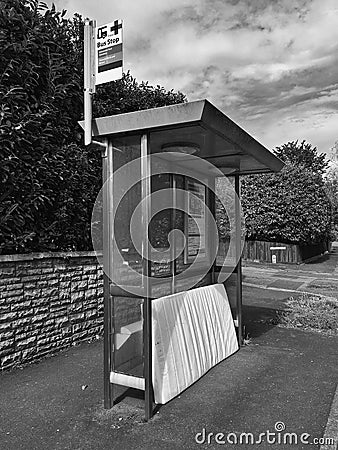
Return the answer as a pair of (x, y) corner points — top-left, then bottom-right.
(1, 250), (233, 371)
(0, 252), (105, 370)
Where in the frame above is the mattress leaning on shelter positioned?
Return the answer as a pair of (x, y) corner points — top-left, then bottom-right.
(152, 283), (239, 404)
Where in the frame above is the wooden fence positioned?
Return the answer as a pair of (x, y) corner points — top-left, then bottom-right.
(242, 240), (330, 264)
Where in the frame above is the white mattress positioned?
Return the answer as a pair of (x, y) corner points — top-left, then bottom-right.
(152, 283), (239, 404)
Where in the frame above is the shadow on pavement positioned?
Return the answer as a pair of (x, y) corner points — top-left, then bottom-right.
(242, 285), (292, 340)
(243, 304), (281, 339)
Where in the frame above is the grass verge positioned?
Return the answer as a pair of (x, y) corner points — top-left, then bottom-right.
(276, 293), (338, 336)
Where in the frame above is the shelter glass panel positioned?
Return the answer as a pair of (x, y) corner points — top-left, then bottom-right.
(215, 175), (236, 268)
(111, 135), (144, 378)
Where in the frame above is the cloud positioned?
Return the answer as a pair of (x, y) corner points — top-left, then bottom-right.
(46, 0), (338, 153)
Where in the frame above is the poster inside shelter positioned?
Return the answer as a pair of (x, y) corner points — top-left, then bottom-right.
(185, 179), (206, 262)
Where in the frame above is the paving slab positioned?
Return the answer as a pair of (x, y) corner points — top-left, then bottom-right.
(267, 279), (305, 290)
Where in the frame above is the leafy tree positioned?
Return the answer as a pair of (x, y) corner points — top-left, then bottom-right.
(328, 140), (338, 163)
(0, 0), (186, 254)
(241, 141), (333, 245)
(274, 140), (329, 176)
(325, 167), (338, 240)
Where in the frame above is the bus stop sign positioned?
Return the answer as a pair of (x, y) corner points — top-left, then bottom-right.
(95, 20), (123, 86)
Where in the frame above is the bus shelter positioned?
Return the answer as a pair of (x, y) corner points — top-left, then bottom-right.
(80, 99), (284, 420)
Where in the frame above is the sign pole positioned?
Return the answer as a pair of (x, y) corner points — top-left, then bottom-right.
(82, 15), (124, 411)
(84, 19), (96, 146)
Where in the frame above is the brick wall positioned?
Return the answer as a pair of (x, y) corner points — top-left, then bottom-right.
(0, 252), (105, 370)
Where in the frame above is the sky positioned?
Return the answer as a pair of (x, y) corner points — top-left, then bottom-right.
(47, 0), (338, 156)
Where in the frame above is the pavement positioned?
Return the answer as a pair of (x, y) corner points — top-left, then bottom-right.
(1, 245), (338, 449)
(242, 241), (338, 298)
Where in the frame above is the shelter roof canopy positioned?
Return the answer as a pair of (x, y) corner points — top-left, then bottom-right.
(79, 99), (284, 175)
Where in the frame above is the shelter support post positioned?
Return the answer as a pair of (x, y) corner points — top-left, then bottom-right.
(208, 179), (216, 284)
(170, 174), (176, 294)
(141, 134), (153, 421)
(102, 138), (114, 408)
(234, 174), (243, 346)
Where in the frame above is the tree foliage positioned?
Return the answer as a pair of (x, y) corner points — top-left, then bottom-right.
(0, 0), (84, 253)
(94, 74), (186, 117)
(274, 140), (329, 175)
(0, 1), (186, 254)
(325, 166), (338, 239)
(241, 141), (333, 245)
(328, 140), (338, 164)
